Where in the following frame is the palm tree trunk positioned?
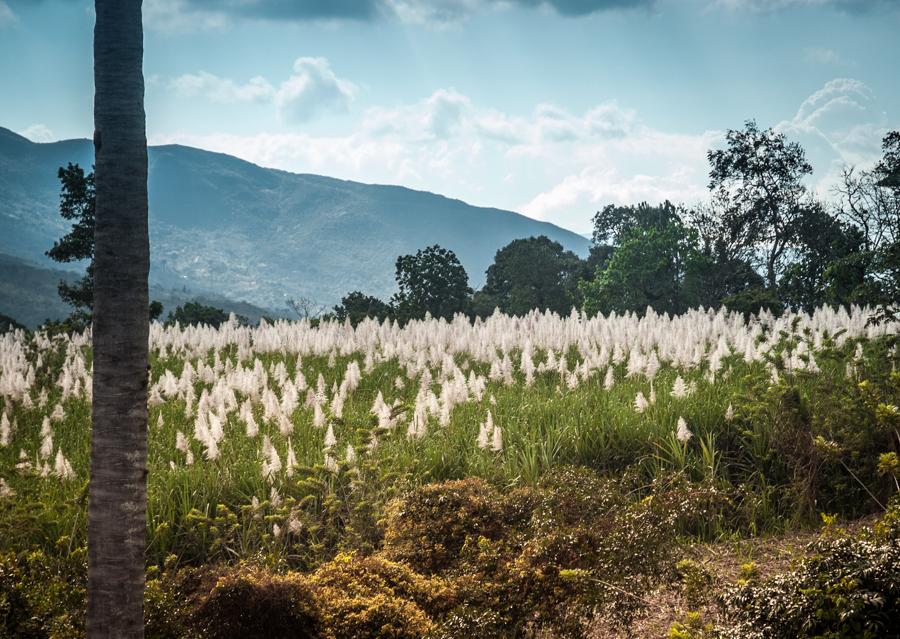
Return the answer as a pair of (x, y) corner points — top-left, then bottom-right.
(87, 1), (149, 637)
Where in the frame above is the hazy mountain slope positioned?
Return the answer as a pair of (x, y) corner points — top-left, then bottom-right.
(0, 127), (590, 310)
(0, 253), (280, 329)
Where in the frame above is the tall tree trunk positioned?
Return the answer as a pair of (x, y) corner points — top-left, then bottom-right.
(87, 1), (149, 637)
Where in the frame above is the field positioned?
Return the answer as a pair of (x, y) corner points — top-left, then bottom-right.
(1, 306), (899, 638)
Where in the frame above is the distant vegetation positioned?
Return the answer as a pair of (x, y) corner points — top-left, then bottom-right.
(334, 122), (900, 326)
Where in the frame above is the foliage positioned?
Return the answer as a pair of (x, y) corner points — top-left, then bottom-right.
(383, 478), (508, 574)
(191, 566), (323, 639)
(476, 235), (586, 317)
(580, 221), (707, 316)
(308, 553), (450, 639)
(0, 549), (86, 639)
(391, 245), (471, 323)
(707, 120), (815, 289)
(717, 501), (900, 639)
(332, 291), (391, 326)
(45, 164), (95, 328)
(165, 301), (233, 328)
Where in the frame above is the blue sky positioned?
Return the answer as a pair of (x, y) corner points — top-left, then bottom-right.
(1, 0), (898, 234)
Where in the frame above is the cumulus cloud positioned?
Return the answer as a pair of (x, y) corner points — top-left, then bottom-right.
(150, 77), (892, 233)
(275, 57), (358, 123)
(150, 88), (718, 233)
(19, 124), (55, 142)
(169, 57), (357, 123)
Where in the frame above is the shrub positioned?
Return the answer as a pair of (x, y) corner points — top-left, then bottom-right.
(191, 566), (323, 639)
(718, 502), (900, 639)
(0, 549), (86, 639)
(382, 478), (508, 574)
(308, 552), (451, 639)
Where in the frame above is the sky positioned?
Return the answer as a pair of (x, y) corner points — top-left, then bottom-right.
(0, 0), (898, 235)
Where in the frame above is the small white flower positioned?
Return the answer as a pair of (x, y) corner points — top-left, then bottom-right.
(324, 423), (337, 449)
(676, 417), (693, 443)
(491, 425), (503, 453)
(633, 392), (649, 414)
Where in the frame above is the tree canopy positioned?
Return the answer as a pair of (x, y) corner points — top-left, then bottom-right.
(392, 245), (471, 322)
(477, 235), (585, 317)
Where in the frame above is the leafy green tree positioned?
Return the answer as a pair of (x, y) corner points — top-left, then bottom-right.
(708, 120), (815, 289)
(46, 162), (162, 328)
(166, 302), (231, 328)
(580, 221), (706, 316)
(591, 201), (682, 246)
(46, 163), (95, 327)
(779, 203), (867, 311)
(478, 236), (585, 317)
(392, 245), (471, 322)
(333, 291), (391, 325)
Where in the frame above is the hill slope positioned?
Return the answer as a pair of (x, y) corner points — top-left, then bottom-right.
(0, 127), (589, 311)
(0, 253), (279, 328)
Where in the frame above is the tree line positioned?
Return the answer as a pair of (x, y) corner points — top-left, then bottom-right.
(28, 119), (898, 335)
(334, 122), (900, 324)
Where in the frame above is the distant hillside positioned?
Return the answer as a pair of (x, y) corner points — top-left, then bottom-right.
(0, 126), (590, 311)
(0, 253), (280, 329)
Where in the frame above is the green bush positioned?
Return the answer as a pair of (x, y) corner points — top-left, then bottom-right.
(718, 502), (900, 639)
(0, 549), (86, 639)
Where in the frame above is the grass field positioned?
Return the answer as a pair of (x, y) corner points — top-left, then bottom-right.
(1, 305), (899, 637)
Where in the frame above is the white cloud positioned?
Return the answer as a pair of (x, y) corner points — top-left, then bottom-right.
(170, 71), (275, 103)
(150, 89), (718, 233)
(776, 77), (889, 196)
(169, 57), (357, 123)
(275, 57), (358, 123)
(0, 0), (15, 26)
(150, 78), (892, 234)
(20, 124), (55, 143)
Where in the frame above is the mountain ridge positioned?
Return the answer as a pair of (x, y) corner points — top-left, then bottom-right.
(0, 126), (590, 312)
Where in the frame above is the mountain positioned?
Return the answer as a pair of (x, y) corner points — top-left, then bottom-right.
(0, 252), (279, 328)
(0, 126), (590, 312)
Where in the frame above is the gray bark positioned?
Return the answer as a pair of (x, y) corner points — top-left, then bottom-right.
(87, 1), (149, 637)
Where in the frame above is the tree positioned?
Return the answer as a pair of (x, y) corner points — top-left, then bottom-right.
(46, 163), (162, 327)
(830, 132), (900, 316)
(392, 245), (471, 322)
(46, 164), (95, 327)
(591, 201), (681, 246)
(779, 203), (866, 311)
(708, 120), (814, 289)
(287, 296), (327, 320)
(333, 291), (391, 325)
(580, 221), (706, 316)
(87, 1), (149, 636)
(166, 301), (231, 328)
(478, 235), (585, 316)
